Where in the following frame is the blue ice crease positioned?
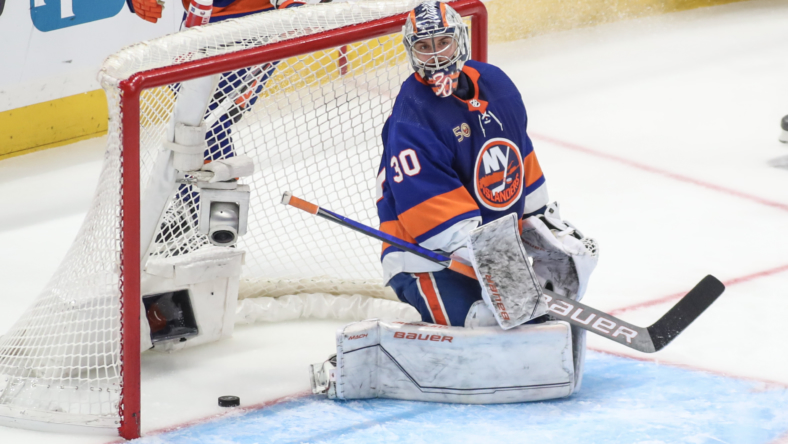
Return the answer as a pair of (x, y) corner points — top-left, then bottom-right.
(133, 352), (788, 444)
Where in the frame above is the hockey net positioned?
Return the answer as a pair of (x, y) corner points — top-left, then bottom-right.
(0, 0), (486, 438)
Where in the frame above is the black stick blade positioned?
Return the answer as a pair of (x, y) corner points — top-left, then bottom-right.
(647, 275), (725, 351)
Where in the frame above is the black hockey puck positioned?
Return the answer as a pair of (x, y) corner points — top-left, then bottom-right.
(218, 395), (240, 407)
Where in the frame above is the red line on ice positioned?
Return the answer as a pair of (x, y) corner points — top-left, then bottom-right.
(608, 263), (788, 316)
(588, 347), (788, 389)
(770, 430), (788, 444)
(104, 390), (312, 443)
(531, 133), (788, 213)
(537, 133), (788, 398)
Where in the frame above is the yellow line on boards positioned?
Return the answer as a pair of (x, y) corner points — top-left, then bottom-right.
(0, 90), (108, 161)
(0, 132), (106, 162)
(0, 0), (749, 162)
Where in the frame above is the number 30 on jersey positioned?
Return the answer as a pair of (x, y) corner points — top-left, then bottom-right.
(391, 149), (421, 183)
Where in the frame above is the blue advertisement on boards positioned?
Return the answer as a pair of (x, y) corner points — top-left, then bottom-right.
(31, 0), (125, 32)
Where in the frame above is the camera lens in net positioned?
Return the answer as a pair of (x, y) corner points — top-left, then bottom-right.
(211, 230), (236, 244)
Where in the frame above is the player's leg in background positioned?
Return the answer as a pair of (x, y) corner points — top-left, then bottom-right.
(203, 63), (277, 161)
(155, 62), (276, 255)
(389, 270), (482, 327)
(156, 2), (300, 252)
(200, 3), (303, 161)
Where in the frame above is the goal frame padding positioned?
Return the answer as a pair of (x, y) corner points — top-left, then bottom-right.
(117, 0), (487, 438)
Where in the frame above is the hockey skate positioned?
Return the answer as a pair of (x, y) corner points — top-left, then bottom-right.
(309, 354), (336, 396)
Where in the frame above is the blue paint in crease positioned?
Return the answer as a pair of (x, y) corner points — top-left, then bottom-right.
(133, 352), (788, 444)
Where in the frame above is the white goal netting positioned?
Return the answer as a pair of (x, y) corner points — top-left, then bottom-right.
(0, 0), (477, 433)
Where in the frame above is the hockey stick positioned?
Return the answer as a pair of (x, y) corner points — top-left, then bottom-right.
(281, 192), (477, 279)
(281, 192), (725, 353)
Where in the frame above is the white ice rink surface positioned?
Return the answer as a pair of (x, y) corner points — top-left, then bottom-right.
(1, 0), (788, 442)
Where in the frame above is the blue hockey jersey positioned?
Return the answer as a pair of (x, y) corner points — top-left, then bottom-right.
(376, 60), (549, 282)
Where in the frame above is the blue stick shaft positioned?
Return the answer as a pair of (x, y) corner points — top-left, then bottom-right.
(316, 207), (451, 265)
(281, 192), (477, 279)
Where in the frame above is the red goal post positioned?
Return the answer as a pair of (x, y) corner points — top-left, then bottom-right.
(0, 0), (487, 440)
(119, 0), (485, 438)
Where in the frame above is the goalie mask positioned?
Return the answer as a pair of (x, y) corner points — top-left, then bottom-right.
(403, 1), (470, 98)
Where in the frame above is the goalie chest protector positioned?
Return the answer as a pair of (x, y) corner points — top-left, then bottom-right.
(377, 60), (548, 262)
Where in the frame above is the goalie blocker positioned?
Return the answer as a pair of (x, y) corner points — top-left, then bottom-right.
(311, 319), (583, 403)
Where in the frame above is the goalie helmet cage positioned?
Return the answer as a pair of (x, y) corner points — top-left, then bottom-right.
(0, 0), (487, 440)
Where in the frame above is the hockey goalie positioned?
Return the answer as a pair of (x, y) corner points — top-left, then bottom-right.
(309, 1), (599, 404)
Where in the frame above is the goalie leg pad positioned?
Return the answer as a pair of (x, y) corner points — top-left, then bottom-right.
(571, 326), (587, 391)
(314, 319), (576, 404)
(464, 302), (586, 386)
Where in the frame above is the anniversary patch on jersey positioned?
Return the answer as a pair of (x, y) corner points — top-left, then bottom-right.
(473, 138), (523, 211)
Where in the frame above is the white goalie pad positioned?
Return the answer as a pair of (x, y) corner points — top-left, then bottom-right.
(467, 213), (548, 329)
(140, 246), (244, 353)
(462, 300), (583, 390)
(520, 202), (599, 301)
(312, 319), (576, 404)
(571, 327), (587, 391)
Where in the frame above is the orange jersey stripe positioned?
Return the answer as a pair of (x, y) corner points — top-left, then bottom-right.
(416, 273), (449, 325)
(523, 151), (544, 188)
(380, 220), (418, 254)
(462, 65), (480, 87)
(398, 186), (479, 239)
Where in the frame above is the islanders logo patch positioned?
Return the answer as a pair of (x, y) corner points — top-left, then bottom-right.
(474, 138), (523, 211)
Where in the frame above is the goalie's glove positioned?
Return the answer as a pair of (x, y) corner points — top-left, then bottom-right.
(520, 202), (599, 301)
(127, 0), (164, 23)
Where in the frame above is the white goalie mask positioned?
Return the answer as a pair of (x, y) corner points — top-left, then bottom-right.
(402, 1), (470, 97)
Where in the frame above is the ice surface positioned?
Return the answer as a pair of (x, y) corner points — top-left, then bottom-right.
(0, 0), (787, 442)
(132, 352), (788, 444)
